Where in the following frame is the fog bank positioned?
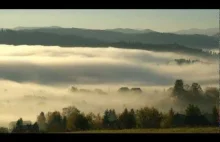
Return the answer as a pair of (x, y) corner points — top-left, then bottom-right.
(0, 44), (217, 127)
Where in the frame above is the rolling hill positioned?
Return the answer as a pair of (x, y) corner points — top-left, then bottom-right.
(0, 29), (216, 59)
(106, 28), (157, 34)
(15, 27), (218, 48)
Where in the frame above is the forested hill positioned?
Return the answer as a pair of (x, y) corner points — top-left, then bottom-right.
(13, 27), (218, 48)
(0, 29), (107, 46)
(0, 29), (217, 57)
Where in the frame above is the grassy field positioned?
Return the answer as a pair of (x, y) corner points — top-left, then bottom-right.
(72, 127), (219, 133)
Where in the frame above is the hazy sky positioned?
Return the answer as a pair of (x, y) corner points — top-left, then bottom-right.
(0, 9), (218, 32)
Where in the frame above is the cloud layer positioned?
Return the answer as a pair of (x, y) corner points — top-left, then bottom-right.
(0, 45), (217, 87)
(0, 44), (217, 127)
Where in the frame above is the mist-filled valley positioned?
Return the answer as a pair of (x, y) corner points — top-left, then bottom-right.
(0, 44), (218, 127)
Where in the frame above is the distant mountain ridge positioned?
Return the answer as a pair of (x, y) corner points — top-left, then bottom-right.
(14, 26), (218, 36)
(14, 26), (62, 30)
(13, 26), (218, 35)
(0, 29), (217, 59)
(12, 27), (218, 48)
(174, 28), (218, 36)
(105, 28), (157, 34)
(0, 27), (218, 51)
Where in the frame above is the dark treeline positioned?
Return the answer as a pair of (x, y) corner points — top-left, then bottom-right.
(168, 80), (218, 113)
(1, 104), (218, 133)
(172, 59), (200, 65)
(167, 58), (215, 66)
(0, 79), (218, 133)
(9, 27), (218, 48)
(171, 58), (217, 65)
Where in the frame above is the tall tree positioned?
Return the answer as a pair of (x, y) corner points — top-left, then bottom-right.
(92, 113), (103, 130)
(185, 104), (209, 126)
(74, 113), (90, 131)
(212, 106), (219, 126)
(62, 106), (80, 118)
(190, 83), (203, 96)
(66, 107), (81, 131)
(47, 111), (64, 132)
(37, 112), (47, 132)
(136, 107), (162, 128)
(102, 109), (110, 129)
(86, 112), (96, 129)
(118, 108), (129, 129)
(160, 108), (175, 128)
(173, 79), (185, 96)
(62, 116), (67, 131)
(119, 108), (136, 129)
(129, 109), (136, 127)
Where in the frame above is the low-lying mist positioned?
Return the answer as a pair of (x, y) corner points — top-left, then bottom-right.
(0, 44), (217, 127)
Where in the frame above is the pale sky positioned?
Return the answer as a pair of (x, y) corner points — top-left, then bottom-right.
(0, 9), (218, 32)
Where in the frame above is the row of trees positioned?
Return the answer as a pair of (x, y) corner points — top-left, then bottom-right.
(1, 104), (217, 133)
(168, 79), (218, 113)
(173, 80), (218, 107)
(173, 80), (216, 95)
(173, 59), (200, 65)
